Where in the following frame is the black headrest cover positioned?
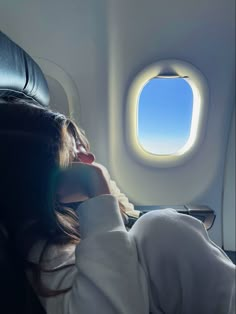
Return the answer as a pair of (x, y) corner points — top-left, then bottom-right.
(0, 31), (49, 107)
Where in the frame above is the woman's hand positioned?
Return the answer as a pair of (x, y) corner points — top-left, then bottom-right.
(56, 162), (111, 204)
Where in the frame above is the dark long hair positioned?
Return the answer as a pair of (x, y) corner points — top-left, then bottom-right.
(0, 99), (92, 313)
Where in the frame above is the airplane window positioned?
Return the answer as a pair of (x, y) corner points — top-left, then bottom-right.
(34, 57), (81, 121)
(138, 78), (193, 155)
(45, 75), (70, 116)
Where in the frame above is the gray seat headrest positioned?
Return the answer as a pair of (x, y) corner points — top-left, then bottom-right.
(0, 31), (49, 107)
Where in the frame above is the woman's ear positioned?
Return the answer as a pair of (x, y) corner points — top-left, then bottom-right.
(76, 143), (95, 164)
(77, 151), (95, 164)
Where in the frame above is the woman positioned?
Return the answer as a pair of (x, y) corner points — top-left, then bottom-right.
(0, 99), (235, 314)
(0, 99), (148, 314)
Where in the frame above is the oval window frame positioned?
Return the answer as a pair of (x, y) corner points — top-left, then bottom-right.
(126, 59), (209, 167)
(33, 57), (81, 121)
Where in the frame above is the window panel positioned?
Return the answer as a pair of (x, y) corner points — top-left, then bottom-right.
(138, 78), (193, 155)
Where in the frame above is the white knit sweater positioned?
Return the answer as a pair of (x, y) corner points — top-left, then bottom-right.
(28, 195), (150, 314)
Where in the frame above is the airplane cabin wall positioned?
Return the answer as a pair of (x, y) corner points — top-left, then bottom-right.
(107, 0), (235, 245)
(223, 109), (235, 251)
(0, 0), (235, 246)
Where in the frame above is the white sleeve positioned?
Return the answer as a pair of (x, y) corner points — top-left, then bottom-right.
(32, 195), (149, 314)
(130, 209), (235, 314)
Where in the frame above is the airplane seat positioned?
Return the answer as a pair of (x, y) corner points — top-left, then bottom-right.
(222, 108), (235, 263)
(0, 31), (48, 313)
(0, 31), (49, 106)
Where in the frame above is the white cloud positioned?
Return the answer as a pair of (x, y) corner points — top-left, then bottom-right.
(139, 136), (188, 155)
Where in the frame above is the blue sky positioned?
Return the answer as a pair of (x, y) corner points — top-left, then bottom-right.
(138, 78), (193, 155)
